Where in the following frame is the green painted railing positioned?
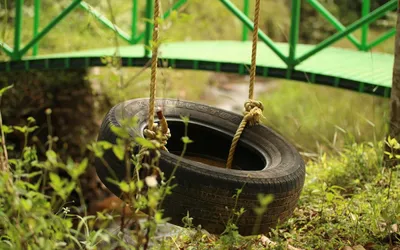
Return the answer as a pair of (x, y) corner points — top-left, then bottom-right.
(0, 0), (397, 66)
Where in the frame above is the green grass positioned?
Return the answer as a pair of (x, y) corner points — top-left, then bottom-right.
(258, 79), (390, 156)
(268, 140), (400, 250)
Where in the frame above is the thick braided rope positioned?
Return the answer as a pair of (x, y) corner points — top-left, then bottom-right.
(140, 109), (171, 164)
(226, 100), (263, 169)
(141, 0), (170, 163)
(226, 0), (263, 169)
(248, 0), (261, 100)
(147, 0), (160, 131)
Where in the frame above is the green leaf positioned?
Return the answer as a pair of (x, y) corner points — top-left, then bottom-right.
(389, 137), (398, 147)
(325, 192), (334, 202)
(137, 180), (144, 190)
(0, 84), (13, 96)
(120, 116), (138, 128)
(77, 158), (88, 173)
(119, 181), (130, 193)
(112, 145), (125, 160)
(1, 125), (13, 134)
(110, 126), (130, 139)
(64, 182), (76, 198)
(63, 219), (73, 230)
(21, 199), (32, 211)
(257, 193), (274, 207)
(49, 172), (61, 186)
(253, 207), (266, 215)
(25, 181), (40, 191)
(87, 143), (105, 158)
(26, 126), (39, 133)
(13, 126), (27, 133)
(129, 181), (136, 192)
(69, 158), (89, 180)
(180, 115), (190, 125)
(181, 136), (193, 144)
(46, 150), (57, 165)
(27, 117), (36, 124)
(23, 171), (42, 179)
(135, 137), (155, 149)
(98, 141), (113, 150)
(322, 182), (327, 192)
(154, 211), (165, 224)
(105, 177), (121, 187)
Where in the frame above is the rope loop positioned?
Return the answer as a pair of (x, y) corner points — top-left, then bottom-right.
(244, 99), (264, 126)
(225, 100), (264, 169)
(143, 123), (171, 151)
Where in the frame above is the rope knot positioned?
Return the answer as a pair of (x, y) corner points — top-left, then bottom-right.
(144, 123), (171, 151)
(143, 108), (171, 151)
(243, 99), (264, 126)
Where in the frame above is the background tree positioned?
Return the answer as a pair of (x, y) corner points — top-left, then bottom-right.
(388, 0), (400, 164)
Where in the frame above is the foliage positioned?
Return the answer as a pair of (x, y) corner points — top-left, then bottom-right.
(265, 139), (399, 250)
(0, 85), (273, 249)
(2, 116), (399, 249)
(0, 94), (271, 249)
(299, 0), (396, 44)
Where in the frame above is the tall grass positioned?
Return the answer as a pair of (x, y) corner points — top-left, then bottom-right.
(258, 80), (390, 155)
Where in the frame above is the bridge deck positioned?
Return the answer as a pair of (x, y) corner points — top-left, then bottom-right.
(0, 41), (393, 97)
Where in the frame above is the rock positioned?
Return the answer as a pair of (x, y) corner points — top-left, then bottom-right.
(352, 245), (366, 250)
(342, 246), (353, 250)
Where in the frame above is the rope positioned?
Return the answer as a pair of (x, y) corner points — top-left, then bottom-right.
(141, 0), (170, 163)
(143, 108), (171, 152)
(147, 0), (160, 132)
(226, 0), (264, 169)
(226, 100), (263, 169)
(248, 0), (261, 100)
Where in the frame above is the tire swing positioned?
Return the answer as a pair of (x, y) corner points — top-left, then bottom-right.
(94, 0), (305, 236)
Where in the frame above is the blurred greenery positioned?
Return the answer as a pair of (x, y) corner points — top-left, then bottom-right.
(259, 80), (389, 155)
(0, 0), (396, 155)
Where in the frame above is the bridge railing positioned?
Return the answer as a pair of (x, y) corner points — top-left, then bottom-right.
(0, 0), (396, 67)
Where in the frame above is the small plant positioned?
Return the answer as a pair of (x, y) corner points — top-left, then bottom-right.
(0, 85), (102, 249)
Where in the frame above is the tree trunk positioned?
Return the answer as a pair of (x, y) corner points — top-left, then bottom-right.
(387, 0), (400, 165)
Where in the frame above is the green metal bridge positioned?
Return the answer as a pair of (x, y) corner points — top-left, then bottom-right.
(0, 0), (396, 97)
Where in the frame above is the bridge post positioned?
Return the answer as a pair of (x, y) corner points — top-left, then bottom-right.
(33, 0), (40, 56)
(361, 0), (371, 51)
(287, 0), (301, 77)
(241, 0), (250, 41)
(132, 0), (138, 43)
(144, 0), (154, 58)
(13, 0), (24, 60)
(388, 0), (400, 165)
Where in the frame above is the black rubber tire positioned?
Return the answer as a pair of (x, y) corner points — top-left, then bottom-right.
(94, 98), (305, 236)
